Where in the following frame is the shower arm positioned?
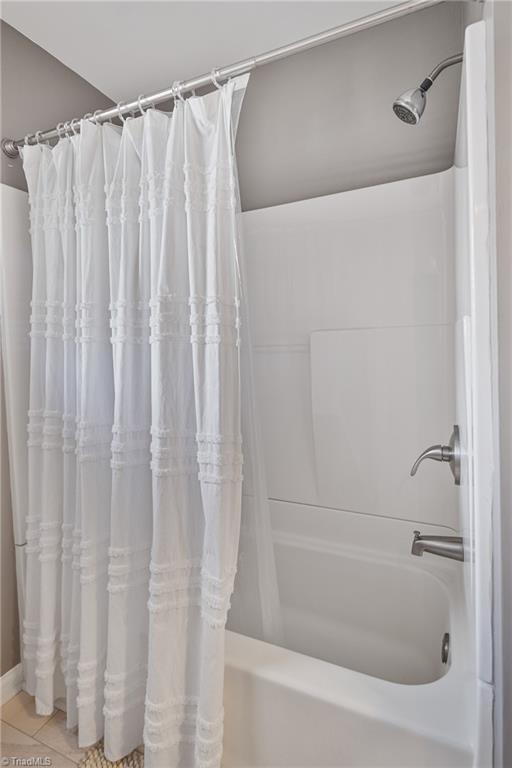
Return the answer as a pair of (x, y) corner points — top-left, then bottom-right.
(419, 52), (463, 92)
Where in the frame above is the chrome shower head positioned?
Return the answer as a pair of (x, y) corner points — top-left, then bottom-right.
(393, 88), (426, 125)
(393, 52), (463, 126)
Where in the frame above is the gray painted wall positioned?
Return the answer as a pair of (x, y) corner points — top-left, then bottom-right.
(2, 5), (464, 208)
(1, 21), (113, 191)
(237, 1), (464, 210)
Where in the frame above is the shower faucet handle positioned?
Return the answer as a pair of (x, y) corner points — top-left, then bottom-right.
(410, 425), (460, 486)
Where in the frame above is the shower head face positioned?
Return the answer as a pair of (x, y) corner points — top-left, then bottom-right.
(392, 88), (426, 125)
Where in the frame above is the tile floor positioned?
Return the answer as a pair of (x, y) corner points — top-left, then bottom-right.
(1, 691), (85, 767)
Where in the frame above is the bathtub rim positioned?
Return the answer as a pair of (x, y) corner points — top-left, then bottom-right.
(226, 545), (473, 757)
(225, 615), (473, 760)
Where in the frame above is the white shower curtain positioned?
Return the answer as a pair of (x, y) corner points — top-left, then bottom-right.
(20, 74), (250, 767)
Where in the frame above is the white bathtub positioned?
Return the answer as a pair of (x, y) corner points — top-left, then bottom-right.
(224, 502), (474, 767)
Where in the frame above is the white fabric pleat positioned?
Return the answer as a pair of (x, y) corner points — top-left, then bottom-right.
(20, 74), (250, 767)
(103, 115), (151, 756)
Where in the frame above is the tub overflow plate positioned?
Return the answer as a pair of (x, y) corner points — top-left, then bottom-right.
(441, 632), (450, 664)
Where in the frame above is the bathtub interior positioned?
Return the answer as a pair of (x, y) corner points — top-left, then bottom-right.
(273, 516), (451, 684)
(229, 499), (457, 685)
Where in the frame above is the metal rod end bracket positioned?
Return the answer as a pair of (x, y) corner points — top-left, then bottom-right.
(2, 139), (20, 159)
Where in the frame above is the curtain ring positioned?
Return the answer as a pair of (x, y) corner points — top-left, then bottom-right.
(210, 68), (222, 89)
(56, 122), (65, 139)
(137, 95), (146, 115)
(116, 102), (127, 124)
(83, 112), (93, 121)
(92, 109), (103, 124)
(63, 121), (72, 136)
(24, 134), (31, 146)
(70, 118), (80, 135)
(172, 81), (186, 103)
(35, 130), (44, 145)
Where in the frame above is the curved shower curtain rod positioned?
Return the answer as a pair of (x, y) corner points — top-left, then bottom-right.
(2, 0), (443, 159)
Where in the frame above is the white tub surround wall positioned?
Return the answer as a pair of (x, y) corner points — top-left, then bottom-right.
(241, 169), (456, 530)
(0, 184), (32, 676)
(225, 167), (476, 767)
(310, 326), (454, 523)
(0, 185), (31, 549)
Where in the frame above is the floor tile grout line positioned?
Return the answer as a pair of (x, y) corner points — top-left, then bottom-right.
(0, 717), (58, 753)
(33, 733), (82, 766)
(1, 714), (81, 765)
(2, 695), (82, 764)
(0, 717), (38, 740)
(31, 707), (84, 764)
(1, 692), (54, 739)
(1, 715), (47, 740)
(35, 725), (84, 765)
(32, 709), (57, 738)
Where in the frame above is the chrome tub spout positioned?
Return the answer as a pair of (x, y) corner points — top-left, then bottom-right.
(411, 531), (464, 562)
